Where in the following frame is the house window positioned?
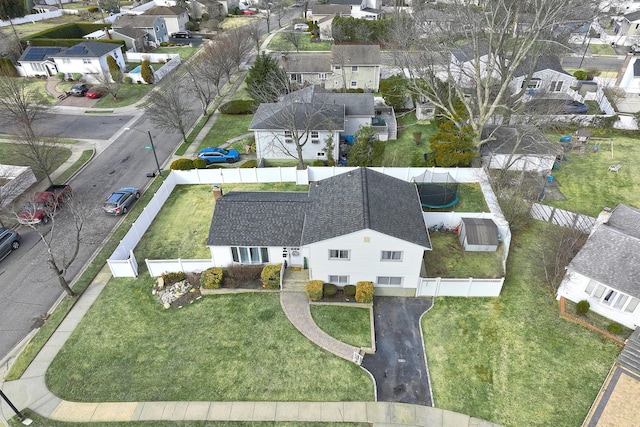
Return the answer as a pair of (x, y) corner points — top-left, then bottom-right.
(377, 276), (403, 286)
(285, 139), (294, 144)
(352, 66), (358, 71)
(31, 63), (45, 72)
(317, 152), (326, 158)
(626, 297), (639, 313)
(63, 58), (70, 64)
(550, 81), (563, 92)
(83, 59), (92, 64)
(329, 275), (348, 285)
(381, 251), (402, 261)
(319, 73), (327, 80)
(312, 139), (320, 144)
(614, 294), (628, 309)
(351, 81), (357, 87)
(231, 247), (269, 264)
(311, 131), (319, 138)
(521, 78), (541, 89)
(584, 282), (639, 313)
(334, 65), (341, 70)
(285, 131), (293, 138)
(329, 249), (349, 259)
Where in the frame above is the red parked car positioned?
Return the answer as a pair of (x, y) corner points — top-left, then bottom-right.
(241, 9), (255, 14)
(86, 86), (108, 99)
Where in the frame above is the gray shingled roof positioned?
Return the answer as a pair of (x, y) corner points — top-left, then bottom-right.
(50, 41), (120, 58)
(113, 14), (161, 28)
(207, 192), (309, 246)
(617, 327), (640, 374)
(302, 168), (431, 248)
(281, 54), (331, 73)
(513, 56), (571, 77)
(461, 218), (499, 246)
(331, 44), (381, 66)
(634, 59), (640, 78)
(568, 208), (640, 298)
(481, 126), (561, 156)
(144, 5), (185, 15)
(111, 25), (147, 39)
(625, 10), (640, 22)
(331, 0), (360, 5)
(451, 43), (490, 63)
(312, 4), (351, 15)
(607, 204), (640, 239)
(207, 168), (431, 250)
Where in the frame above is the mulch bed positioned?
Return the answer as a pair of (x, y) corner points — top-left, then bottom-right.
(317, 289), (358, 303)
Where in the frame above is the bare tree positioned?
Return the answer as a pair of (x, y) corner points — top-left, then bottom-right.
(222, 28), (254, 71)
(145, 81), (194, 142)
(16, 193), (90, 297)
(272, 0), (290, 28)
(391, 0), (599, 148)
(8, 133), (66, 186)
(184, 61), (218, 116)
(282, 31), (303, 52)
(245, 20), (265, 53)
(94, 69), (124, 100)
(198, 42), (228, 93)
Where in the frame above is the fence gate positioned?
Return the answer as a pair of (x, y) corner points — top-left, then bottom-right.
(129, 250), (139, 277)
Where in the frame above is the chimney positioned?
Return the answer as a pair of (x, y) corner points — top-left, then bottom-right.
(213, 185), (223, 201)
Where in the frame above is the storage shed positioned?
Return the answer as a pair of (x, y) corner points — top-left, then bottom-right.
(458, 218), (500, 252)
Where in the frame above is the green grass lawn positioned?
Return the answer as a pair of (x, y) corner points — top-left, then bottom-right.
(422, 221), (620, 427)
(267, 33), (332, 51)
(0, 143), (71, 181)
(545, 134), (640, 216)
(589, 43), (616, 55)
(424, 232), (504, 278)
(93, 84), (154, 108)
(153, 46), (201, 61)
(46, 282), (373, 402)
(424, 183), (489, 213)
(381, 113), (437, 167)
(197, 114), (255, 151)
(310, 306), (372, 348)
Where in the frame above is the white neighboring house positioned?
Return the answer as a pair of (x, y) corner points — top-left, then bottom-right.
(557, 204), (640, 329)
(249, 85), (379, 162)
(206, 167), (431, 296)
(50, 41), (126, 79)
(509, 56), (577, 100)
(144, 5), (189, 36)
(615, 53), (640, 113)
(17, 46), (64, 77)
(112, 14), (169, 45)
(446, 43), (500, 89)
(480, 126), (562, 173)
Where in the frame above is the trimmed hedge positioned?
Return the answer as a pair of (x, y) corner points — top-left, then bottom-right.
(355, 281), (374, 303)
(170, 158), (194, 170)
(220, 100), (256, 115)
(200, 267), (223, 289)
(306, 280), (323, 301)
(261, 264), (282, 290)
(343, 285), (356, 297)
(607, 322), (623, 335)
(161, 271), (187, 286)
(193, 159), (208, 169)
(323, 283), (337, 298)
(576, 300), (590, 315)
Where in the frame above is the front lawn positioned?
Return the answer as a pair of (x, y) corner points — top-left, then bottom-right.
(0, 143), (71, 181)
(422, 221), (620, 427)
(310, 306), (372, 348)
(545, 133), (640, 216)
(267, 33), (332, 51)
(93, 83), (154, 108)
(46, 280), (373, 402)
(197, 114), (255, 151)
(424, 232), (504, 278)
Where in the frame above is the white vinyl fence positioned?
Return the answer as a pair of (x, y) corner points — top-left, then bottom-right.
(109, 166), (511, 299)
(530, 203), (596, 234)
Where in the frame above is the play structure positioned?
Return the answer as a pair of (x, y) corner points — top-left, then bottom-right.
(412, 170), (459, 209)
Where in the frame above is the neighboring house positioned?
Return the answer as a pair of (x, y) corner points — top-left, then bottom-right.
(557, 204), (640, 329)
(250, 85), (395, 162)
(458, 218), (500, 252)
(446, 43), (500, 89)
(112, 14), (169, 45)
(615, 54), (640, 112)
(282, 44), (381, 91)
(144, 6), (189, 36)
(509, 56), (577, 99)
(110, 26), (149, 52)
(616, 10), (640, 37)
(38, 41), (125, 80)
(17, 46), (63, 77)
(206, 167), (431, 296)
(330, 0), (383, 19)
(480, 126), (562, 173)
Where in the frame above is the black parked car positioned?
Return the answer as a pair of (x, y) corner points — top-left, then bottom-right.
(0, 227), (21, 262)
(171, 30), (192, 38)
(68, 83), (90, 97)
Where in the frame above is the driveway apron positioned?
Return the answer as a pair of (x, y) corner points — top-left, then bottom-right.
(362, 296), (433, 406)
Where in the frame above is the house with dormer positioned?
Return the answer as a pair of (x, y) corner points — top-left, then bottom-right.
(144, 5), (189, 36)
(112, 14), (169, 46)
(206, 167), (431, 296)
(557, 204), (640, 329)
(509, 56), (577, 100)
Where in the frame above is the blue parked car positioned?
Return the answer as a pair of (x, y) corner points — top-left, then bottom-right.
(197, 147), (240, 164)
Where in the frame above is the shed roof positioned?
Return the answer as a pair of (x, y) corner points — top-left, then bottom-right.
(461, 218), (499, 246)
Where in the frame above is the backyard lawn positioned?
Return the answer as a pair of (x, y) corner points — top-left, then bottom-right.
(545, 133), (640, 216)
(46, 279), (373, 402)
(424, 232), (504, 278)
(267, 33), (333, 51)
(381, 113), (437, 167)
(422, 221), (620, 427)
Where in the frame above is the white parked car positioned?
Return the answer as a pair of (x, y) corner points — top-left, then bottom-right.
(294, 23), (309, 31)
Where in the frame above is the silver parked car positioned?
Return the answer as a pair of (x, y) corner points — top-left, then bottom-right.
(0, 227), (21, 262)
(102, 187), (140, 215)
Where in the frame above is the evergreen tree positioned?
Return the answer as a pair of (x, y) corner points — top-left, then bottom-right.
(347, 126), (384, 167)
(380, 75), (408, 112)
(140, 59), (154, 84)
(106, 55), (123, 83)
(429, 120), (476, 167)
(246, 52), (288, 103)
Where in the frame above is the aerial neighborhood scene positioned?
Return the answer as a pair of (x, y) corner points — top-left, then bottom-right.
(2, 0), (640, 425)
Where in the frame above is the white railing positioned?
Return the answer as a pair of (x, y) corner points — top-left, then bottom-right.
(417, 277), (505, 297)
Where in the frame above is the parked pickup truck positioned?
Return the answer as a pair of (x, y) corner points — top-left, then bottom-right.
(18, 184), (72, 225)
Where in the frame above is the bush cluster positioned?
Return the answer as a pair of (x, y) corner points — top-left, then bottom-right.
(355, 281), (374, 303)
(576, 300), (590, 315)
(607, 322), (623, 335)
(261, 264), (282, 289)
(200, 267), (223, 289)
(225, 264), (262, 288)
(306, 280), (323, 301)
(343, 285), (356, 297)
(161, 271), (187, 286)
(220, 100), (256, 115)
(323, 283), (337, 298)
(241, 159), (258, 168)
(170, 158), (195, 170)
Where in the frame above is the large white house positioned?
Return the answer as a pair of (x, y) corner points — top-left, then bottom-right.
(557, 204), (640, 329)
(206, 167), (432, 296)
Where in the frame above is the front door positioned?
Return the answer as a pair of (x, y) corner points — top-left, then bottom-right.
(287, 247), (303, 267)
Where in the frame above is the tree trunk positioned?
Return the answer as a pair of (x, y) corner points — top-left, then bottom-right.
(48, 258), (75, 297)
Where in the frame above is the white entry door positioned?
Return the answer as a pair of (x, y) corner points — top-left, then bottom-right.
(288, 247), (303, 267)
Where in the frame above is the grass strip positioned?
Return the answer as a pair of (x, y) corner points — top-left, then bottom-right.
(56, 149), (93, 184)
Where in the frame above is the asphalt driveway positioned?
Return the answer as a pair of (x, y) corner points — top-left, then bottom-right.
(362, 296), (433, 406)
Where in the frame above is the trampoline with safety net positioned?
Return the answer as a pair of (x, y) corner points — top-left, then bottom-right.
(412, 170), (459, 209)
